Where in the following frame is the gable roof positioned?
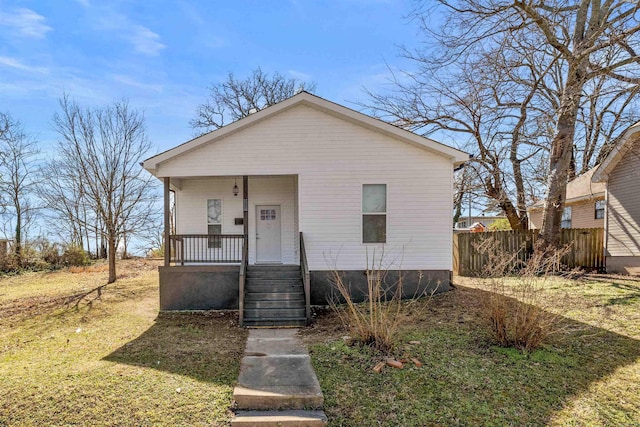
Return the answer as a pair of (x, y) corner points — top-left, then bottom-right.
(529, 167), (605, 210)
(143, 91), (469, 174)
(592, 121), (640, 183)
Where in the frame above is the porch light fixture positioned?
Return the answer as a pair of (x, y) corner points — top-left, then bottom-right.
(233, 178), (239, 197)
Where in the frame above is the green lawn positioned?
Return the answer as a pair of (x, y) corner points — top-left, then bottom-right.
(0, 260), (247, 426)
(2, 262), (639, 426)
(302, 274), (640, 426)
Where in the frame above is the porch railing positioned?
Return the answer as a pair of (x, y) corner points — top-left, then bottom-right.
(239, 236), (248, 327)
(169, 234), (244, 264)
(300, 232), (311, 325)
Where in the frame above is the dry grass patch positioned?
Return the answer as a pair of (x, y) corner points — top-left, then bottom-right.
(0, 260), (247, 426)
(303, 275), (640, 426)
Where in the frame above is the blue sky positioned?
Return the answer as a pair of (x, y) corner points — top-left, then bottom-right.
(0, 0), (423, 154)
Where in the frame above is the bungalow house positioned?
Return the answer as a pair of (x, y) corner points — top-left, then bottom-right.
(143, 92), (468, 326)
(528, 167), (605, 230)
(592, 122), (640, 275)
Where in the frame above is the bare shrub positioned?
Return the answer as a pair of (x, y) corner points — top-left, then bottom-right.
(476, 238), (565, 353)
(0, 254), (19, 272)
(328, 250), (436, 353)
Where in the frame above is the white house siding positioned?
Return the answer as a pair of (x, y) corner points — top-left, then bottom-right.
(606, 145), (640, 259)
(159, 104), (454, 271)
(175, 176), (298, 265)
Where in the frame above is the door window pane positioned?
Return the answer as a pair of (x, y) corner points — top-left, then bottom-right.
(260, 209), (276, 221)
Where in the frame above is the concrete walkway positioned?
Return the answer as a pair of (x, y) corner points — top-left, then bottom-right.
(232, 329), (327, 426)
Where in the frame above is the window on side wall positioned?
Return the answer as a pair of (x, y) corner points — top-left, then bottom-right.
(207, 199), (222, 248)
(561, 206), (572, 229)
(595, 199), (605, 219)
(362, 184), (386, 243)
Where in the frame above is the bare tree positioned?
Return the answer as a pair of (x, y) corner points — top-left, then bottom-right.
(191, 67), (317, 133)
(0, 113), (39, 262)
(366, 31), (556, 230)
(430, 0), (639, 248)
(367, 1), (640, 243)
(48, 96), (160, 283)
(38, 159), (91, 249)
(577, 76), (640, 172)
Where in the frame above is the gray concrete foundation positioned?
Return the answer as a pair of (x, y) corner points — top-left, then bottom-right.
(159, 265), (240, 310)
(309, 269), (451, 305)
(159, 266), (451, 310)
(606, 256), (640, 275)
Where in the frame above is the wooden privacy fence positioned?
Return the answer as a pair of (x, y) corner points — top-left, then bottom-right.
(453, 228), (604, 276)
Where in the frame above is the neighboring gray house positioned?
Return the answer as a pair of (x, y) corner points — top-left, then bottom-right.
(592, 122), (640, 275)
(143, 92), (468, 326)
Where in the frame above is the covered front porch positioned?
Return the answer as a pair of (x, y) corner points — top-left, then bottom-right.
(159, 174), (311, 326)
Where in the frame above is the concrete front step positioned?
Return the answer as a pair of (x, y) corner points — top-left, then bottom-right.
(231, 410), (327, 426)
(234, 331), (323, 410)
(233, 329), (325, 426)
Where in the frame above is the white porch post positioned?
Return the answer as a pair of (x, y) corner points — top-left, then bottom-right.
(164, 177), (170, 267)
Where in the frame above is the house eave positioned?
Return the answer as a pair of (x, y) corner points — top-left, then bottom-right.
(527, 191), (605, 212)
(592, 121), (640, 183)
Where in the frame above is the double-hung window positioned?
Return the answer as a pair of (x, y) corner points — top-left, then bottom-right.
(560, 206), (572, 229)
(595, 200), (605, 219)
(362, 184), (386, 243)
(207, 199), (222, 248)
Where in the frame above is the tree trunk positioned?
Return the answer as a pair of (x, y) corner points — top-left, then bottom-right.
(538, 64), (586, 249)
(453, 201), (463, 226)
(14, 203), (21, 262)
(107, 236), (116, 284)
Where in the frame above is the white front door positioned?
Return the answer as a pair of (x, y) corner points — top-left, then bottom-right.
(256, 205), (281, 263)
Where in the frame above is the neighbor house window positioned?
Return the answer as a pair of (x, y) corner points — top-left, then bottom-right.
(362, 184), (386, 243)
(561, 206), (572, 229)
(595, 200), (605, 219)
(207, 199), (222, 248)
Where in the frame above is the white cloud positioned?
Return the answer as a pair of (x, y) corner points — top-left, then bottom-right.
(288, 70), (313, 82)
(92, 10), (166, 56)
(0, 56), (48, 73)
(0, 8), (52, 39)
(129, 25), (166, 56)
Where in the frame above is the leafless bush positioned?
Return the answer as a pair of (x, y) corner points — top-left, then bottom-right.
(475, 238), (565, 353)
(328, 250), (436, 353)
(0, 254), (19, 272)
